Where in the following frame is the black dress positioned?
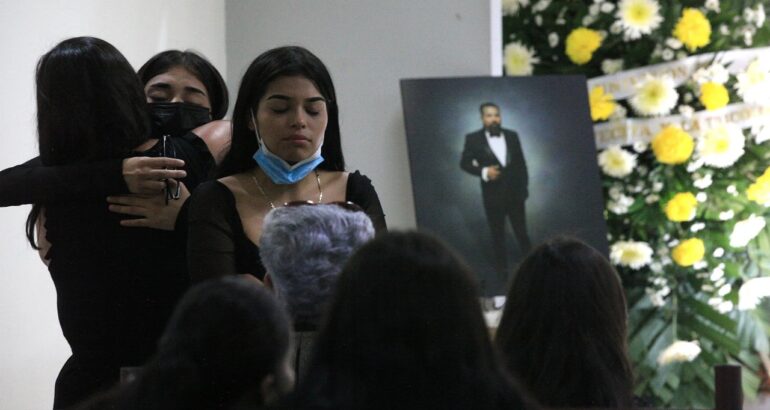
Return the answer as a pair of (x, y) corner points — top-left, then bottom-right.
(39, 133), (213, 409)
(187, 170), (386, 282)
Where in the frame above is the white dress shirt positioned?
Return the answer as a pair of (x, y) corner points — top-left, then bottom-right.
(481, 130), (507, 181)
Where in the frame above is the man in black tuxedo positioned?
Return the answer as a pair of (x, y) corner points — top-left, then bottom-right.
(460, 102), (531, 277)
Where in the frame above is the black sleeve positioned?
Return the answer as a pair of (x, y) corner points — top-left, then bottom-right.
(187, 181), (240, 282)
(347, 171), (387, 233)
(0, 157), (127, 206)
(459, 134), (482, 177)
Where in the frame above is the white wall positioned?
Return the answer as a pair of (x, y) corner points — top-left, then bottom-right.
(0, 1), (226, 408)
(225, 0), (495, 229)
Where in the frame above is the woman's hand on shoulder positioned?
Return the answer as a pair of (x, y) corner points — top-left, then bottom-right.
(107, 181), (191, 231)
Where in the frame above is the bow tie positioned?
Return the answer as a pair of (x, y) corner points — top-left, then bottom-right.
(489, 133), (502, 138)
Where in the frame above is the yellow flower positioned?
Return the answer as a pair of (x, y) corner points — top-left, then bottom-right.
(673, 8), (711, 52)
(672, 238), (706, 267)
(699, 82), (729, 110)
(589, 86), (616, 121)
(566, 28), (602, 65)
(651, 125), (694, 164)
(665, 192), (698, 222)
(747, 167), (770, 205)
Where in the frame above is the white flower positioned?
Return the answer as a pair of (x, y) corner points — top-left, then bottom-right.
(744, 29), (754, 47)
(502, 0), (529, 16)
(589, 3), (600, 16)
(738, 277), (770, 310)
(698, 124), (746, 168)
(609, 185), (622, 200)
(693, 173), (713, 189)
(665, 37), (683, 49)
(601, 2), (615, 13)
(630, 74), (678, 116)
(718, 301), (734, 313)
(582, 15), (597, 26)
(645, 287), (667, 306)
(608, 194), (635, 214)
(658, 341), (701, 365)
(609, 104), (628, 120)
(705, 0), (720, 13)
(652, 181), (663, 192)
(693, 64), (730, 85)
(610, 240), (653, 269)
(616, 0), (663, 40)
(504, 41), (540, 76)
(720, 24), (730, 35)
(610, 20), (624, 34)
(535, 15), (543, 26)
(729, 214), (766, 247)
(756, 5), (766, 27)
(718, 283), (733, 297)
(601, 58), (624, 74)
(756, 126), (770, 144)
(727, 185), (738, 195)
(690, 222), (706, 232)
(633, 141), (648, 153)
(662, 49), (674, 61)
(645, 194), (660, 204)
(719, 209), (735, 221)
(532, 0), (551, 12)
(713, 247), (725, 258)
(696, 192), (708, 202)
(736, 59), (770, 105)
(710, 264), (725, 281)
(548, 33), (559, 48)
(598, 146), (637, 178)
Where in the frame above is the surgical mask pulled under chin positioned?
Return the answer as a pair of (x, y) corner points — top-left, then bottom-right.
(250, 113), (324, 185)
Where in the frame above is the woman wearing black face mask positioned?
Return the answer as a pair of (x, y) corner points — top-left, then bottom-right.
(0, 49), (228, 231)
(138, 50), (231, 164)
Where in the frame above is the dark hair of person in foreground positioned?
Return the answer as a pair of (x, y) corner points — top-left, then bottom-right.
(80, 276), (294, 410)
(293, 231), (536, 410)
(495, 236), (634, 408)
(26, 36), (150, 248)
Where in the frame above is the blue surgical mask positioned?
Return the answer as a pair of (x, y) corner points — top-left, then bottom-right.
(250, 111), (324, 185)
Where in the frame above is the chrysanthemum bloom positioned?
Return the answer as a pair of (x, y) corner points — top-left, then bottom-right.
(504, 41), (540, 75)
(565, 27), (602, 65)
(616, 0), (663, 40)
(664, 192), (697, 222)
(738, 277), (770, 310)
(729, 214), (766, 248)
(747, 167), (770, 205)
(671, 238), (705, 267)
(630, 75), (678, 116)
(610, 240), (653, 269)
(673, 8), (711, 52)
(502, 0), (529, 16)
(698, 124), (745, 168)
(651, 125), (694, 164)
(598, 146), (636, 177)
(589, 86), (616, 121)
(699, 82), (729, 110)
(736, 59), (770, 104)
(657, 340), (701, 365)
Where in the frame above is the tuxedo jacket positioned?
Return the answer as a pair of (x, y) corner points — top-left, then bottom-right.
(460, 128), (528, 202)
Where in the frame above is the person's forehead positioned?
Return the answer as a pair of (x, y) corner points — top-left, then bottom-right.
(482, 106), (499, 114)
(146, 67), (206, 90)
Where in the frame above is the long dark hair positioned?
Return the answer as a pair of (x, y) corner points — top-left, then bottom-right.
(26, 36), (150, 248)
(495, 236), (634, 408)
(138, 50), (229, 120)
(93, 276), (292, 409)
(217, 46), (344, 178)
(296, 231), (532, 409)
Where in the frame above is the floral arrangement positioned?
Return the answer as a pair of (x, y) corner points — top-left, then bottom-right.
(503, 0), (770, 407)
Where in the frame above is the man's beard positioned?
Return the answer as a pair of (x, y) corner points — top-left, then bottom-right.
(486, 123), (502, 136)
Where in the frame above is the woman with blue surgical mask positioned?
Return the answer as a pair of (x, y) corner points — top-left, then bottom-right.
(187, 46), (386, 283)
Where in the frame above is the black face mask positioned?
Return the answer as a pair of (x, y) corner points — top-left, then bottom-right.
(486, 123), (502, 136)
(148, 102), (211, 138)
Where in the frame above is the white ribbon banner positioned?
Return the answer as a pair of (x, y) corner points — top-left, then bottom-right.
(587, 47), (770, 100)
(594, 103), (770, 149)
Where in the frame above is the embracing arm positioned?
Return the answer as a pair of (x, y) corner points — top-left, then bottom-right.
(0, 156), (186, 206)
(187, 181), (240, 282)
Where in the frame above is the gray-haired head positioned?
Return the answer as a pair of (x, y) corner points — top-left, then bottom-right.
(260, 204), (375, 328)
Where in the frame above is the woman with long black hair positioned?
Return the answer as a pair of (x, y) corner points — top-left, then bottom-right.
(28, 36), (212, 408)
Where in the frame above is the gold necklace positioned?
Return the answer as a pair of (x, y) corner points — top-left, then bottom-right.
(251, 169), (323, 210)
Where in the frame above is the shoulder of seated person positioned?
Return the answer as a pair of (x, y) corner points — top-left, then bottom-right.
(193, 120), (231, 140)
(218, 173), (250, 195)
